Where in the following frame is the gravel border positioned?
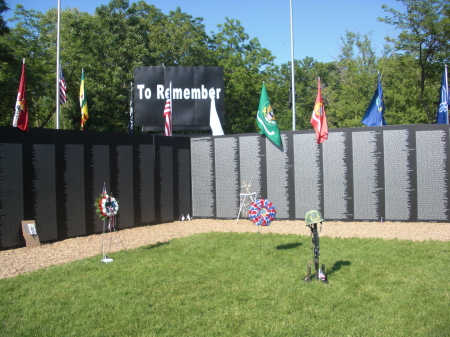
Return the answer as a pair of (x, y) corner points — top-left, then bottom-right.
(1, 219), (449, 280)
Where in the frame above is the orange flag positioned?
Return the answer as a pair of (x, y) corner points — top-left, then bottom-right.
(310, 77), (328, 144)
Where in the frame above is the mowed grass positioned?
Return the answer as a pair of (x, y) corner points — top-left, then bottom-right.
(0, 231), (449, 336)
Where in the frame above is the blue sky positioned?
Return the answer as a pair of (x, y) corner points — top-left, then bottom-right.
(4, 0), (405, 65)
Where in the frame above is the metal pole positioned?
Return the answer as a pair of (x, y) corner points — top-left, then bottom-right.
(289, 0), (296, 131)
(445, 65), (449, 124)
(56, 0), (61, 129)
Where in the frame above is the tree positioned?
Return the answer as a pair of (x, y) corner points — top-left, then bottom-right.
(0, 5), (53, 128)
(379, 0), (450, 122)
(58, 0), (167, 131)
(326, 31), (379, 128)
(210, 18), (274, 134)
(266, 57), (334, 132)
(0, 0), (14, 126)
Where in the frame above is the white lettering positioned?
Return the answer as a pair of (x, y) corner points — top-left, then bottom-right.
(137, 84), (145, 99)
(192, 88), (201, 99)
(141, 84), (223, 100)
(173, 88), (183, 99)
(183, 88), (190, 99)
(144, 88), (151, 99)
(157, 85), (165, 99)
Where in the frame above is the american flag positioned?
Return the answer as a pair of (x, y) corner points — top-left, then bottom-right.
(59, 65), (67, 105)
(163, 98), (172, 136)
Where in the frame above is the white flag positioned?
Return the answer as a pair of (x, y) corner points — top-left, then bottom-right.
(209, 98), (224, 136)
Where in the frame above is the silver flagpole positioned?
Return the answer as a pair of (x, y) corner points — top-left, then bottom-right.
(56, 0), (61, 129)
(290, 0), (296, 131)
(446, 64), (449, 124)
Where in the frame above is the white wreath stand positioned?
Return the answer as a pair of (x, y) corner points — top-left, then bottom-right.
(236, 179), (257, 224)
(101, 215), (125, 263)
(101, 218), (114, 263)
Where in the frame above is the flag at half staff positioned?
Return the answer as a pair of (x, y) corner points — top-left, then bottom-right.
(59, 65), (67, 105)
(12, 58), (29, 131)
(80, 69), (88, 130)
(362, 71), (387, 127)
(256, 83), (282, 146)
(436, 65), (449, 124)
(163, 81), (172, 136)
(163, 99), (172, 136)
(310, 77), (328, 144)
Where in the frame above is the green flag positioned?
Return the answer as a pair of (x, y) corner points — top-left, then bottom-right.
(256, 83), (282, 146)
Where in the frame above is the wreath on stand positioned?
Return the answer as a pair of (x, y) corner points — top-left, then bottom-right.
(95, 191), (119, 230)
(95, 194), (119, 220)
(248, 199), (276, 226)
(95, 187), (121, 263)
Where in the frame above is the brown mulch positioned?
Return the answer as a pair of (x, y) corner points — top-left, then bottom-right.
(1, 219), (449, 280)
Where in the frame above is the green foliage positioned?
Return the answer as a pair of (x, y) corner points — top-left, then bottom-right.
(210, 18), (275, 134)
(0, 232), (449, 336)
(0, 0), (450, 132)
(379, 0), (450, 122)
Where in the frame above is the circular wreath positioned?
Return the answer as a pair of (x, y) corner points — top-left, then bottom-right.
(95, 194), (119, 220)
(248, 199), (276, 226)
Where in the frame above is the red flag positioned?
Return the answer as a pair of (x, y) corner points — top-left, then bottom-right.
(310, 77), (328, 144)
(163, 99), (172, 136)
(12, 59), (29, 131)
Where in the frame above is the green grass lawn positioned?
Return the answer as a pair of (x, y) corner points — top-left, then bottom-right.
(0, 232), (449, 336)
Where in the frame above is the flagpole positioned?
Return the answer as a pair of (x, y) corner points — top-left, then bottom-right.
(170, 81), (172, 135)
(290, 0), (295, 131)
(290, 0), (296, 131)
(445, 65), (448, 124)
(55, 0), (61, 129)
(378, 71), (381, 127)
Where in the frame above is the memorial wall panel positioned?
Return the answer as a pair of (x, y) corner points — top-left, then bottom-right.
(116, 145), (134, 228)
(416, 129), (449, 221)
(293, 133), (322, 218)
(91, 144), (110, 233)
(177, 147), (191, 218)
(238, 135), (262, 199)
(322, 131), (352, 220)
(214, 137), (239, 218)
(32, 144), (58, 242)
(157, 145), (174, 222)
(352, 130), (383, 221)
(265, 135), (290, 219)
(138, 144), (155, 223)
(0, 143), (24, 248)
(64, 144), (86, 237)
(383, 128), (415, 221)
(191, 138), (214, 217)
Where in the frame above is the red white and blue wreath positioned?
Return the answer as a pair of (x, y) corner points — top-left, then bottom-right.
(95, 185), (119, 230)
(248, 199), (276, 226)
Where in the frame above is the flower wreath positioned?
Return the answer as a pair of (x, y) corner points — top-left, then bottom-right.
(248, 199), (276, 226)
(95, 193), (119, 220)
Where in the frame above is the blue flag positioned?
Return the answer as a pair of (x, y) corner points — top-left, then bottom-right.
(436, 65), (449, 124)
(362, 72), (387, 127)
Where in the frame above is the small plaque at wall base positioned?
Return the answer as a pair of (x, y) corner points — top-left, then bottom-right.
(21, 220), (40, 248)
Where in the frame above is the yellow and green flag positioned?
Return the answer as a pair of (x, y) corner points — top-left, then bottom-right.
(80, 69), (89, 130)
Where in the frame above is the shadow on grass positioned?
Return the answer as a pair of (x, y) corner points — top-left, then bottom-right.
(276, 242), (302, 250)
(326, 260), (351, 276)
(145, 242), (170, 250)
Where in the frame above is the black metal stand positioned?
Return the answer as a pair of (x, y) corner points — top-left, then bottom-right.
(305, 222), (328, 283)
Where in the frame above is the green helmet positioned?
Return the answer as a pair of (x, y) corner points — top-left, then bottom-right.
(305, 210), (324, 225)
